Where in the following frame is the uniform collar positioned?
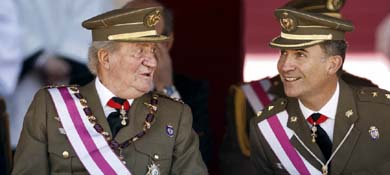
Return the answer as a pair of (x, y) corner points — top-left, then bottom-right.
(95, 77), (134, 108)
(299, 81), (339, 120)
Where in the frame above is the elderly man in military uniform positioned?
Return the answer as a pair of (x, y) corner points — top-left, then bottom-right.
(12, 7), (207, 175)
(249, 1), (390, 174)
(220, 1), (377, 174)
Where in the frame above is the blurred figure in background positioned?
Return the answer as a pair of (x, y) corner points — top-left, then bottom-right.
(124, 0), (212, 166)
(0, 0), (23, 98)
(0, 0), (22, 174)
(376, 12), (390, 59)
(8, 0), (113, 149)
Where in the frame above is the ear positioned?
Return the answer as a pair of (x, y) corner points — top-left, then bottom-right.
(97, 48), (110, 70)
(327, 55), (343, 75)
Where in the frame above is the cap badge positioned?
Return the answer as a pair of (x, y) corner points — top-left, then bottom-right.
(145, 10), (161, 27)
(368, 126), (379, 140)
(327, 0), (344, 11)
(166, 124), (174, 137)
(280, 12), (296, 32)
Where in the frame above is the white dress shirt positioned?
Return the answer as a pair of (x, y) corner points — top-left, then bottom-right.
(298, 82), (340, 142)
(95, 78), (134, 118)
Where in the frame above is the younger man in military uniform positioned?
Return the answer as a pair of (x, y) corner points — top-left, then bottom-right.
(249, 2), (390, 174)
(220, 1), (377, 174)
(12, 7), (207, 175)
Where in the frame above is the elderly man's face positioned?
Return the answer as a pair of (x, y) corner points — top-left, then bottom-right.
(277, 44), (333, 99)
(106, 42), (157, 96)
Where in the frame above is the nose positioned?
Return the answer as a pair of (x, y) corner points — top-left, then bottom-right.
(278, 52), (295, 72)
(143, 52), (157, 68)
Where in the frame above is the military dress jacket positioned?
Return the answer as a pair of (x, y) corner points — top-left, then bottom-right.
(12, 81), (207, 175)
(250, 80), (390, 174)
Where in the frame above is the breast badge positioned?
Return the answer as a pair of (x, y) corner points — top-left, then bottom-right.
(146, 161), (160, 175)
(368, 126), (379, 140)
(166, 125), (174, 137)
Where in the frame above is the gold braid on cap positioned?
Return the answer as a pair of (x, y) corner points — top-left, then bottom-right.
(327, 0), (344, 11)
(144, 10), (161, 27)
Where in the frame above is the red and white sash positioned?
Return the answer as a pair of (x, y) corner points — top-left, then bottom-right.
(48, 87), (131, 175)
(257, 111), (321, 174)
(241, 77), (275, 112)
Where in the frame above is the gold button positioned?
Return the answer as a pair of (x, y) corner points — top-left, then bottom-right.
(153, 154), (159, 160)
(62, 151), (70, 159)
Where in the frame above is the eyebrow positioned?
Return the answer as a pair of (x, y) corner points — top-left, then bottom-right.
(295, 49), (308, 53)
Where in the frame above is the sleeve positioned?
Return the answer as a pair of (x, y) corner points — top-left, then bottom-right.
(12, 89), (49, 175)
(170, 104), (208, 175)
(249, 118), (274, 174)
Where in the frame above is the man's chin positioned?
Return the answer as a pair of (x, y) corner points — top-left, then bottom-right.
(283, 87), (300, 98)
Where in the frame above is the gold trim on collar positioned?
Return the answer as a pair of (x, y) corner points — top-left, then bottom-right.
(270, 39), (325, 48)
(281, 32), (333, 40)
(108, 30), (157, 40)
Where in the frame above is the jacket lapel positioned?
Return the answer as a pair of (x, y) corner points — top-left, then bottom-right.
(115, 93), (151, 143)
(286, 98), (326, 171)
(79, 80), (112, 136)
(330, 80), (360, 174)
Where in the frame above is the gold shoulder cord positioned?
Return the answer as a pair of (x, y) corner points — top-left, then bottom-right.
(233, 86), (251, 157)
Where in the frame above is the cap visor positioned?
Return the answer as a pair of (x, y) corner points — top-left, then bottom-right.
(113, 35), (169, 42)
(269, 36), (325, 49)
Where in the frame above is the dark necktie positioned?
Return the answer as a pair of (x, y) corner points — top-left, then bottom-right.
(107, 97), (130, 137)
(307, 113), (332, 161)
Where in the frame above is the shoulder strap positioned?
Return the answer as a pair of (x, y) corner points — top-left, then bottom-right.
(241, 78), (275, 112)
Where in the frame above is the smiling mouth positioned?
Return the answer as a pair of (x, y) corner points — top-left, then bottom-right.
(284, 77), (301, 82)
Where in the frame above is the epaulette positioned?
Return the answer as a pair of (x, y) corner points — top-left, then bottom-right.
(44, 84), (79, 89)
(357, 87), (390, 105)
(256, 98), (287, 121)
(153, 91), (185, 104)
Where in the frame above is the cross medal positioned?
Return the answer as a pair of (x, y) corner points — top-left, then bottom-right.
(311, 123), (317, 143)
(120, 105), (128, 126)
(322, 165), (328, 175)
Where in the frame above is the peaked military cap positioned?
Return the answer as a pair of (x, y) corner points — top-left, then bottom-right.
(283, 0), (346, 18)
(269, 0), (353, 49)
(82, 7), (168, 42)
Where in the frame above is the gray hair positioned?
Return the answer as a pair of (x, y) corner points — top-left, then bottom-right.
(319, 40), (348, 73)
(87, 41), (118, 75)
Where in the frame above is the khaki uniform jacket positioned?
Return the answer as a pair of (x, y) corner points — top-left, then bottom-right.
(12, 81), (207, 175)
(250, 80), (390, 174)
